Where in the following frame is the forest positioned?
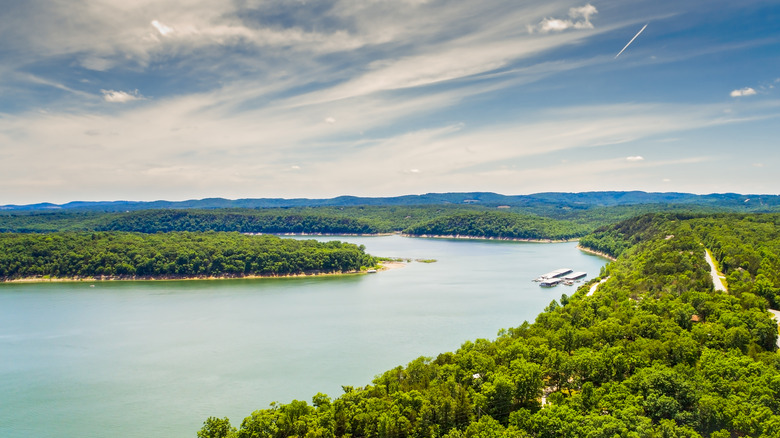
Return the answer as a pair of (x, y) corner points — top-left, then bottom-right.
(0, 232), (376, 280)
(196, 213), (780, 438)
(0, 207), (589, 240)
(403, 211), (584, 240)
(0, 204), (729, 241)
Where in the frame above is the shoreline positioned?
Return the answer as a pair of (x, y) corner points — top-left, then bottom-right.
(378, 261), (406, 271)
(263, 232), (579, 243)
(402, 234), (577, 243)
(576, 245), (617, 261)
(2, 261), (409, 284)
(256, 232), (399, 237)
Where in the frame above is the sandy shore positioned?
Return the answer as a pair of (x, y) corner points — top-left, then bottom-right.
(1, 261), (417, 283)
(378, 261), (406, 271)
(1, 270), (375, 284)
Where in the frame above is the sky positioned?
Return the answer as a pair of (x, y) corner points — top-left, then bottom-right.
(1, 0), (779, 204)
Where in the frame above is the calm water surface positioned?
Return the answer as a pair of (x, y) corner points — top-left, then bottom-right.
(0, 236), (607, 437)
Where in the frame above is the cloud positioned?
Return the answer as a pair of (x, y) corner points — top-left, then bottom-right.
(288, 30), (611, 106)
(570, 4), (598, 22)
(3, 1), (779, 202)
(0, 92), (776, 203)
(539, 19), (573, 33)
(21, 74), (94, 98)
(626, 156), (645, 162)
(101, 89), (144, 103)
(730, 87), (757, 97)
(151, 20), (174, 36)
(80, 56), (115, 72)
(2, 0), (615, 112)
(532, 3), (597, 33)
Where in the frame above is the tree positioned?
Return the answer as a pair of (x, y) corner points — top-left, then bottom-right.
(197, 417), (236, 438)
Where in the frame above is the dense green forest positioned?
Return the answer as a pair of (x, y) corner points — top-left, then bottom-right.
(693, 215), (780, 309)
(197, 213), (780, 438)
(0, 204), (725, 240)
(0, 207), (588, 240)
(0, 232), (375, 280)
(403, 211), (584, 240)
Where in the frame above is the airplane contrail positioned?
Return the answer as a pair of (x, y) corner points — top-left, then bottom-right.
(615, 24), (648, 59)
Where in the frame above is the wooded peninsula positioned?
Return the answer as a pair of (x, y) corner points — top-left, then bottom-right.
(0, 232), (375, 281)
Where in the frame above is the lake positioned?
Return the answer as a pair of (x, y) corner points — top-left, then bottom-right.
(0, 236), (607, 438)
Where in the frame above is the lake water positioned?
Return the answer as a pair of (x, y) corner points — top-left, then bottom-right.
(0, 236), (607, 438)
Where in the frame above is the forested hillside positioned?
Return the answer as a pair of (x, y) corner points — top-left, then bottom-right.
(4, 191), (780, 212)
(693, 215), (780, 309)
(404, 211), (585, 240)
(0, 204), (731, 241)
(198, 214), (780, 438)
(0, 232), (375, 280)
(0, 207), (589, 240)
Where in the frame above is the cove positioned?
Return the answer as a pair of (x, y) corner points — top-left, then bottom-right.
(0, 236), (607, 438)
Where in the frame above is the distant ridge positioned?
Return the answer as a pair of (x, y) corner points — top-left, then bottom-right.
(1, 191), (779, 213)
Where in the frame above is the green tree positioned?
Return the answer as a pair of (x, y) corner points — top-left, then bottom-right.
(197, 417), (236, 438)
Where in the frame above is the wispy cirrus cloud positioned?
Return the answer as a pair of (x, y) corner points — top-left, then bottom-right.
(1, 84), (777, 202)
(1, 0), (590, 104)
(2, 0), (779, 202)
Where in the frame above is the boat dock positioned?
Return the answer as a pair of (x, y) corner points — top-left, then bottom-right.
(562, 272), (587, 281)
(534, 268), (572, 282)
(535, 269), (587, 287)
(540, 278), (563, 287)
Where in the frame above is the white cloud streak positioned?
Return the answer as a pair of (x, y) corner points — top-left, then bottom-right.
(614, 23), (648, 59)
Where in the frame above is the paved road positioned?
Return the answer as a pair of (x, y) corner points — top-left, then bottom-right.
(769, 310), (780, 349)
(704, 250), (727, 291)
(587, 276), (609, 297)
